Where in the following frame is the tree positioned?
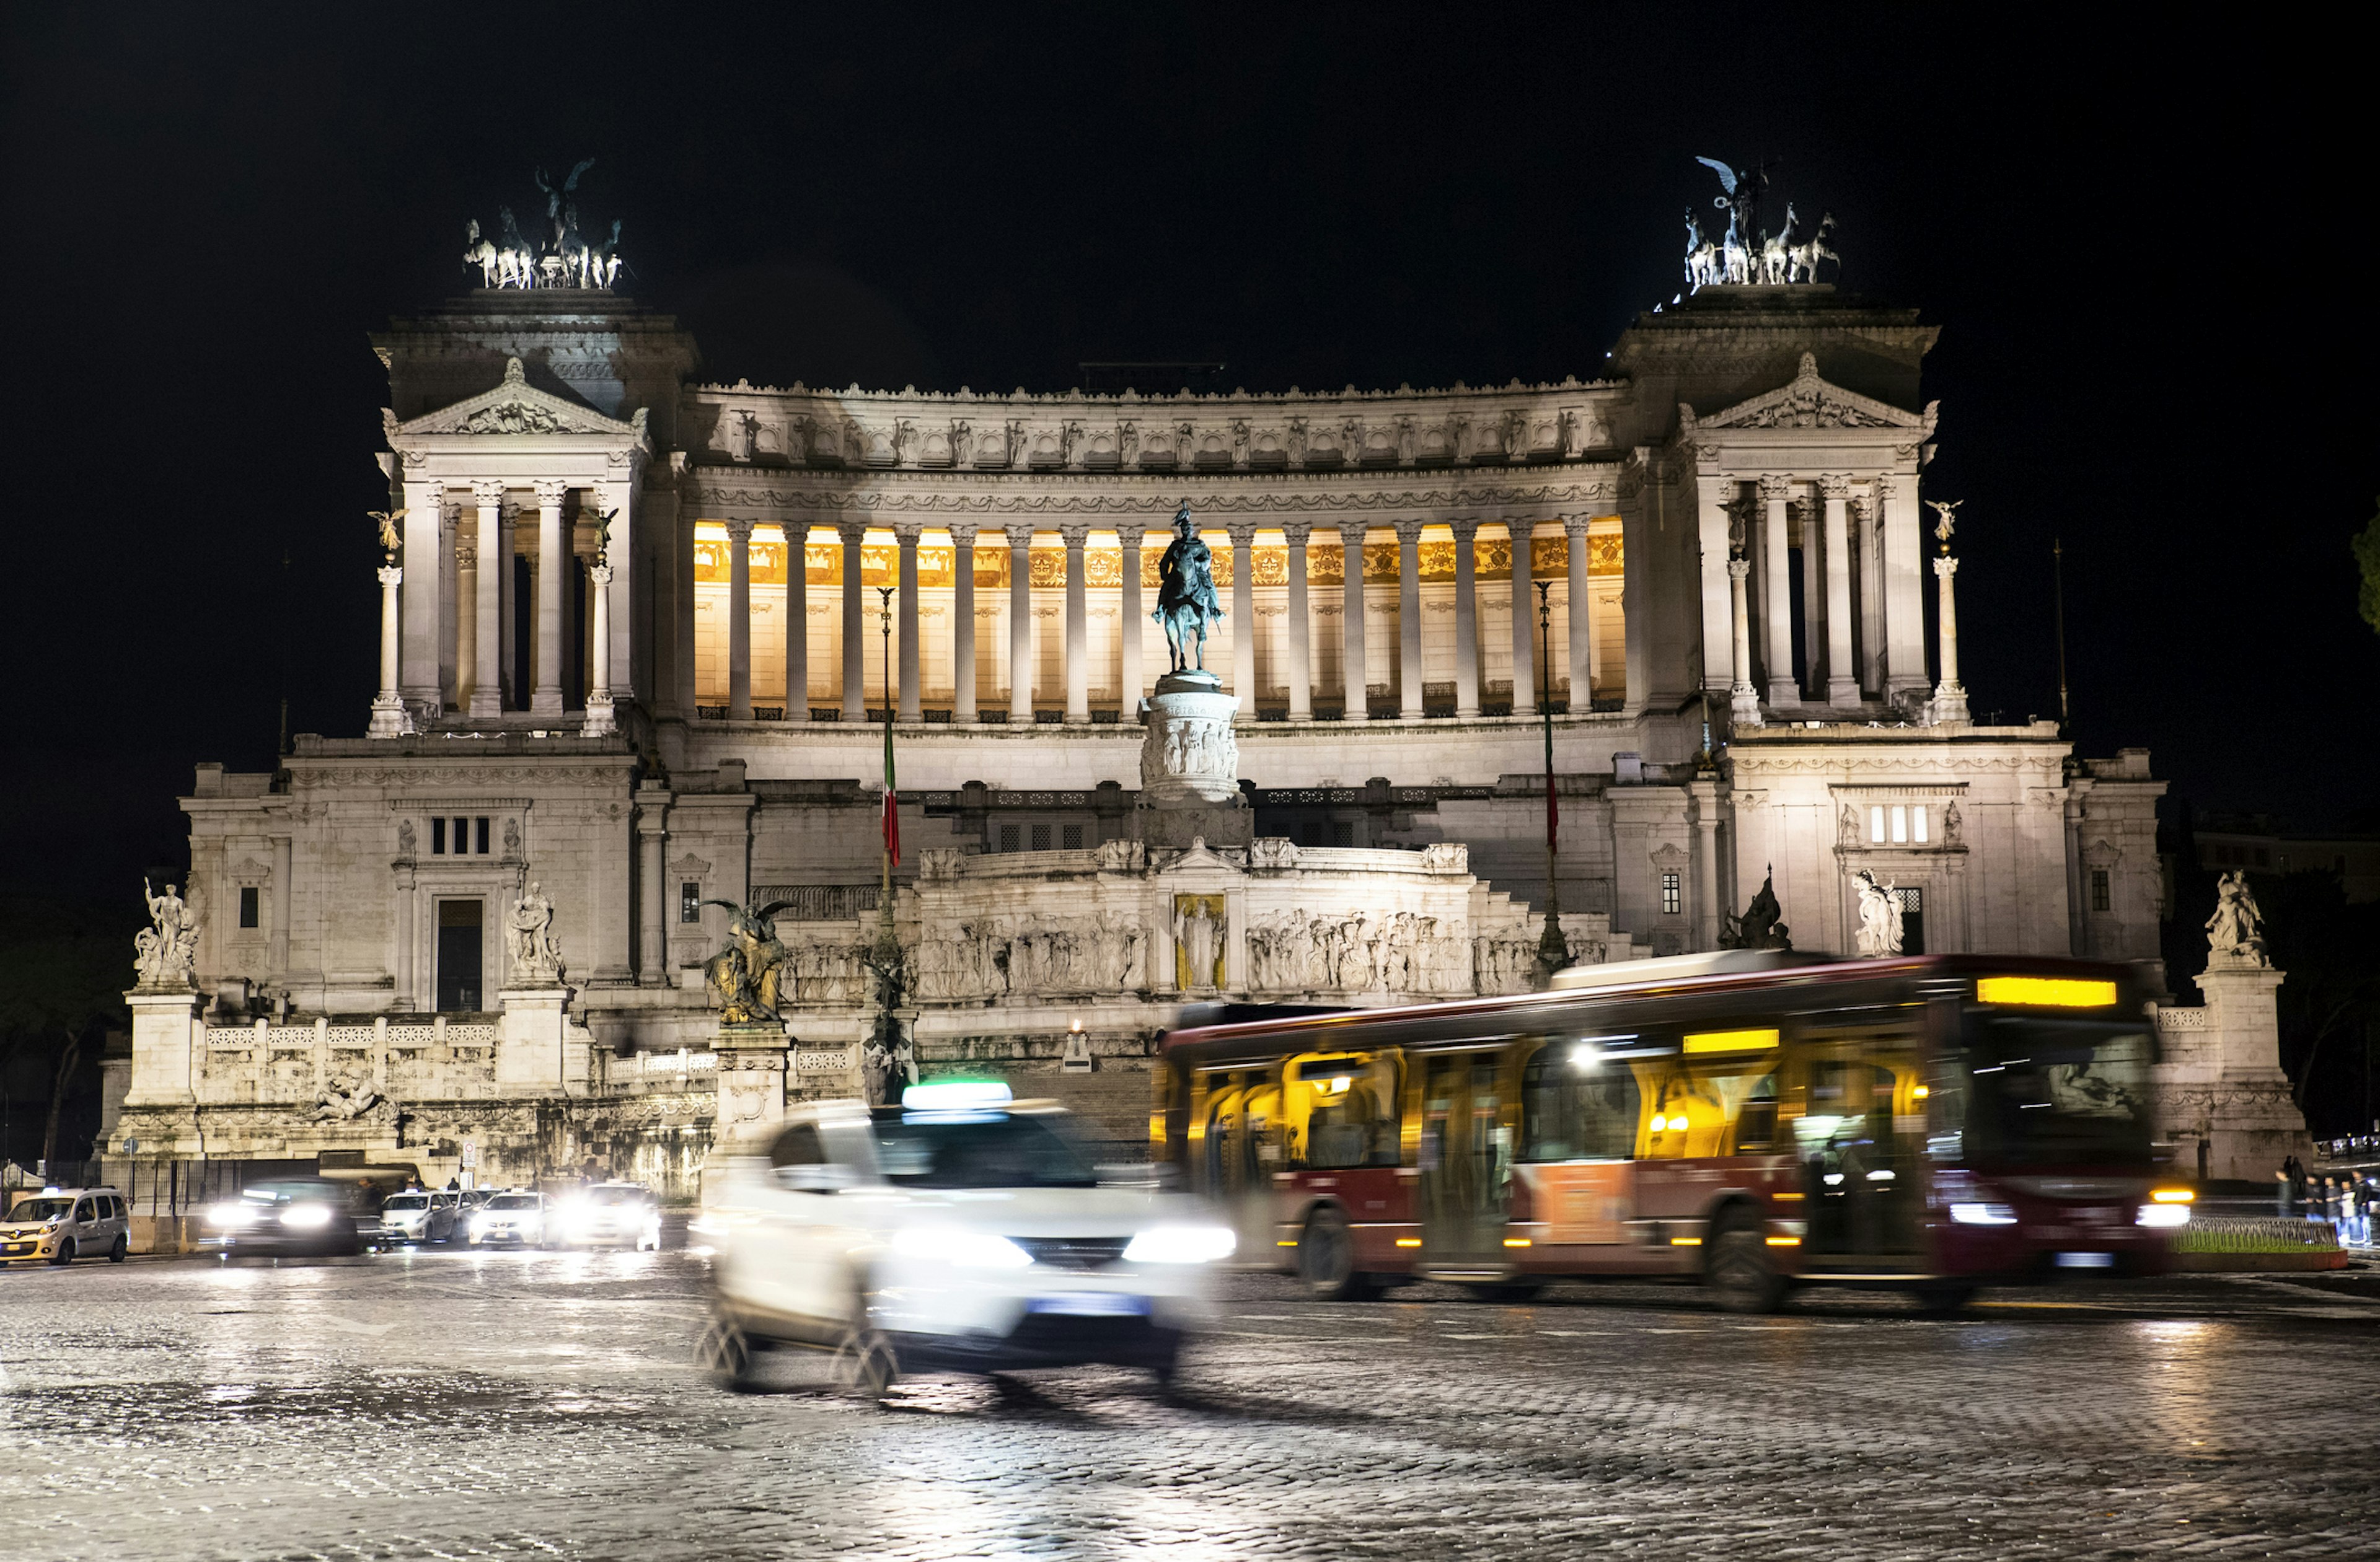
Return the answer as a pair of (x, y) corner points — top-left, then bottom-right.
(2356, 497), (2380, 636)
(0, 895), (130, 1172)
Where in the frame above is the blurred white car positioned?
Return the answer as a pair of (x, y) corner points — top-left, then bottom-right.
(698, 1082), (1229, 1394)
(466, 1190), (547, 1247)
(555, 1182), (663, 1250)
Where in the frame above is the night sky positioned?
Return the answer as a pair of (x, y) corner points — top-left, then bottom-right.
(2, 4), (2369, 905)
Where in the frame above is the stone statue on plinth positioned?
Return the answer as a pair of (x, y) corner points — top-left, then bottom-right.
(133, 877), (200, 991)
(1852, 869), (1904, 957)
(1152, 502), (1225, 673)
(702, 898), (798, 1024)
(505, 882), (565, 986)
(2206, 870), (2269, 967)
(1717, 870), (1792, 951)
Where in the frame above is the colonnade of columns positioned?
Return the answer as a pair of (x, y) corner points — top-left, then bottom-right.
(1716, 472), (1922, 713)
(382, 474), (634, 736)
(697, 517), (1610, 724)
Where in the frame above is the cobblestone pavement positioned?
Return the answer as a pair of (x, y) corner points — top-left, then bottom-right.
(4, 1246), (2378, 1560)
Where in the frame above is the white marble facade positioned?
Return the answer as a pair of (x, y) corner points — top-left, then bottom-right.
(124, 280), (2172, 1181)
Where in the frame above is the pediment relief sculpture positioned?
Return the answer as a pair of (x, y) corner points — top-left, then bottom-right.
(1684, 353), (1930, 434)
(394, 358), (648, 445)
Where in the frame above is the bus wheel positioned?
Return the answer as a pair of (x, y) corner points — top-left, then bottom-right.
(1298, 1209), (1375, 1302)
(1704, 1217), (1785, 1314)
(695, 1315), (756, 1391)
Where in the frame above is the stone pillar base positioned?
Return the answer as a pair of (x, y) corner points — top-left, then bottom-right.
(582, 695), (617, 737)
(121, 988), (205, 1110)
(1927, 683), (1969, 725)
(715, 1020), (790, 1137)
(1729, 687), (1763, 728)
(495, 988), (573, 1087)
(367, 694), (414, 738)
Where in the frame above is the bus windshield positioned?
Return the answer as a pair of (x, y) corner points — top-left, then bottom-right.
(1959, 1016), (2152, 1169)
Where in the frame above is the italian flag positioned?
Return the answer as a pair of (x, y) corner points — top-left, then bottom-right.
(881, 717), (901, 867)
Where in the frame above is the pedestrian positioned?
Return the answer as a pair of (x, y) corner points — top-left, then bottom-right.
(2286, 1156), (2307, 1215)
(2276, 1167), (2293, 1218)
(2321, 1177), (2340, 1230)
(445, 1175), (461, 1192)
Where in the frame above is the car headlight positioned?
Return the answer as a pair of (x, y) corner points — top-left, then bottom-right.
(279, 1204), (334, 1230)
(208, 1202), (258, 1229)
(2136, 1203), (2191, 1228)
(891, 1227), (1033, 1268)
(470, 1213), (493, 1234)
(1124, 1224), (1237, 1264)
(1948, 1202), (2019, 1226)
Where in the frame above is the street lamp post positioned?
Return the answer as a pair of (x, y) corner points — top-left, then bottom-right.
(1532, 579), (1567, 982)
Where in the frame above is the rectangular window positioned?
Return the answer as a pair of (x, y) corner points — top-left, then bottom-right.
(1332, 822), (1355, 848)
(1870, 806), (1885, 844)
(1661, 871), (1681, 916)
(435, 898), (483, 1012)
(2091, 869), (2110, 912)
(2254, 848), (2269, 867)
(453, 817), (470, 854)
(1000, 825), (1020, 853)
(1031, 823), (1052, 851)
(239, 886), (259, 928)
(475, 817), (491, 854)
(681, 882), (701, 924)
(1913, 805), (1929, 844)
(1891, 805), (1908, 844)
(431, 817), (447, 854)
(1062, 823), (1083, 850)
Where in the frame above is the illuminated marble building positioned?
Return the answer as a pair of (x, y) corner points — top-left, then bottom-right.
(118, 275), (2167, 1187)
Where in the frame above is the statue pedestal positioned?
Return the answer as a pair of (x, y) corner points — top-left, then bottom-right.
(714, 1020), (789, 1133)
(495, 988), (571, 1087)
(122, 988), (203, 1109)
(2150, 959), (2311, 1183)
(1138, 670), (1251, 849)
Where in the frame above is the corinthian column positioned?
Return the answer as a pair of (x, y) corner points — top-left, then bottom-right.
(1822, 475), (1858, 708)
(726, 517), (755, 721)
(1228, 521), (1257, 720)
(1005, 524), (1035, 721)
(1728, 556), (1761, 729)
(1061, 522), (1090, 723)
(896, 520), (922, 722)
(949, 522), (978, 722)
(1564, 514), (1595, 708)
(584, 560), (617, 735)
(783, 520), (809, 722)
(1393, 519), (1424, 719)
(1341, 523), (1367, 721)
(532, 479), (568, 716)
(1931, 553), (1970, 724)
(469, 480), (503, 719)
(454, 541), (478, 716)
(1451, 518), (1480, 718)
(1760, 475), (1794, 707)
(839, 520), (866, 722)
(1119, 525), (1144, 714)
(1508, 519), (1535, 717)
(369, 563), (410, 737)
(1282, 521), (1312, 721)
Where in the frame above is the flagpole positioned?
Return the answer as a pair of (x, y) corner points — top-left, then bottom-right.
(877, 585), (895, 942)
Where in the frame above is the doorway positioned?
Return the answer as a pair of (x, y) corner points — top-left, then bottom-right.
(436, 899), (483, 1012)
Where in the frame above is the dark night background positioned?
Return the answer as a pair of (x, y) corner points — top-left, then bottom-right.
(1, 4), (2373, 1152)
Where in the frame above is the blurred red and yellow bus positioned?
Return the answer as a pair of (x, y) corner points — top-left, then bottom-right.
(1155, 950), (2187, 1312)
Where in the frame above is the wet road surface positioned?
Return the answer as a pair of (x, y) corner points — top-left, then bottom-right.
(4, 1245), (2378, 1560)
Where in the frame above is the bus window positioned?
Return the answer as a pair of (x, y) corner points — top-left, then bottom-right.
(1519, 1045), (1640, 1161)
(1733, 1074), (1780, 1152)
(1289, 1054), (1400, 1169)
(1636, 1054), (1778, 1160)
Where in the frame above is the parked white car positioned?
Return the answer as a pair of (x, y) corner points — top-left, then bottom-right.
(379, 1190), (459, 1245)
(697, 1082), (1228, 1394)
(466, 1190), (548, 1247)
(1, 1187), (131, 1266)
